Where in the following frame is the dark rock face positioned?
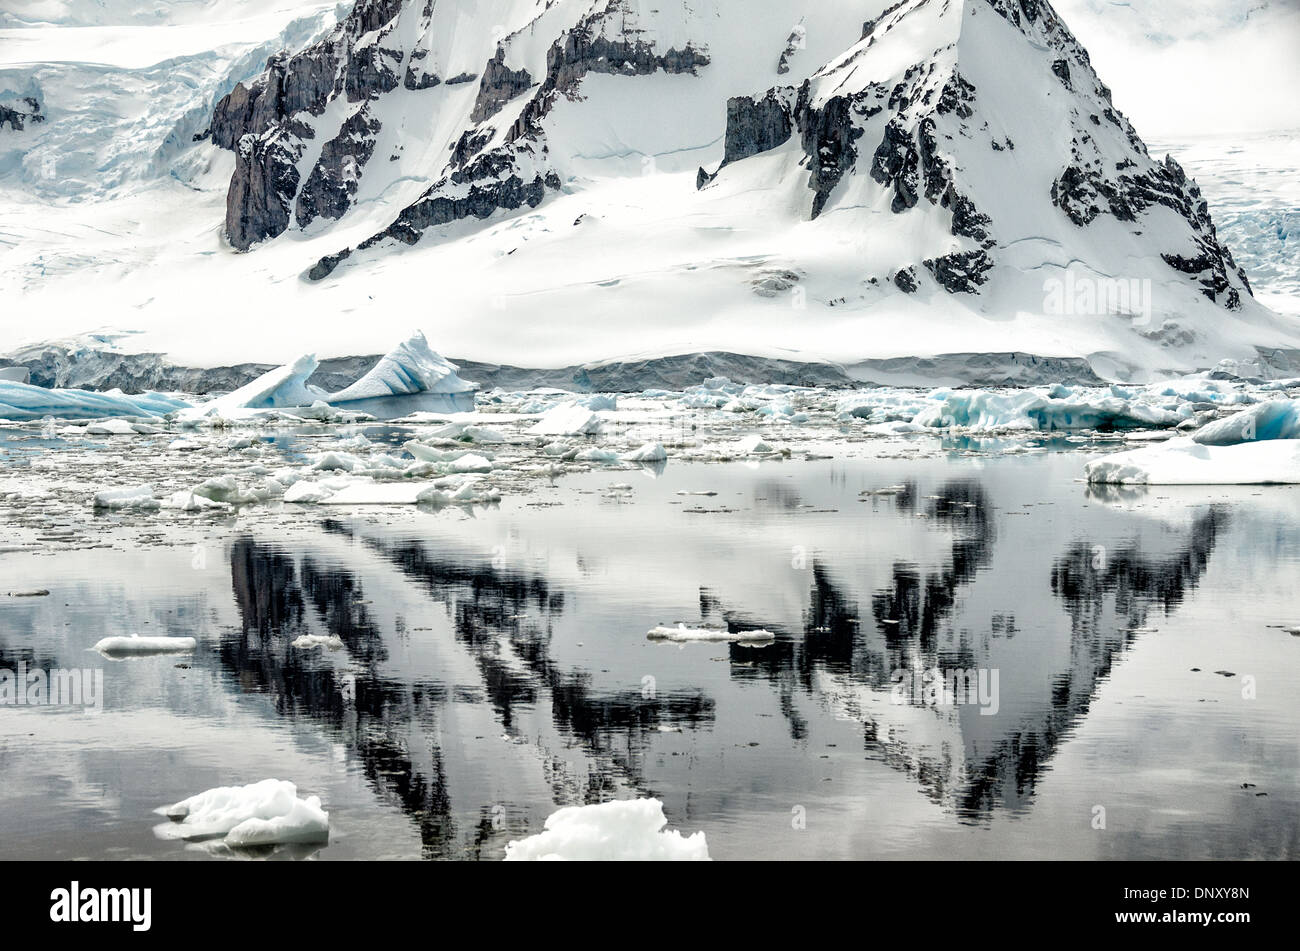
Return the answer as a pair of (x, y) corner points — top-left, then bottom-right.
(296, 108), (382, 228)
(871, 118), (921, 213)
(403, 49), (441, 90)
(798, 89), (877, 218)
(470, 51), (534, 123)
(925, 250), (993, 294)
(309, 5), (710, 280)
(893, 267), (919, 293)
(225, 132), (302, 252)
(211, 0), (406, 250)
(0, 97), (44, 132)
(722, 92), (793, 166)
(1051, 151), (1250, 309)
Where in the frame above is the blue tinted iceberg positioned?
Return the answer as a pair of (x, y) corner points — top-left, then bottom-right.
(183, 332), (476, 421)
(0, 382), (190, 421)
(1192, 399), (1300, 446)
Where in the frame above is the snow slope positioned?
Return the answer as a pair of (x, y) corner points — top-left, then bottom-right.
(1, 0), (1298, 382)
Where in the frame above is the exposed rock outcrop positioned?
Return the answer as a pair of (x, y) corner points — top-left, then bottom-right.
(0, 96), (44, 132)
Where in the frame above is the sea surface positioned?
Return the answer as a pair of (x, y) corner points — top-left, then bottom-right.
(2, 443), (1296, 860)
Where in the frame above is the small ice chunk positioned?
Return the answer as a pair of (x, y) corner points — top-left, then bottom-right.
(84, 418), (140, 436)
(158, 779), (329, 846)
(291, 634), (345, 650)
(451, 453), (494, 473)
(529, 402), (602, 436)
(94, 635), (197, 655)
(736, 434), (775, 454)
(92, 485), (160, 511)
(646, 624), (775, 644)
(503, 798), (709, 861)
(623, 443), (667, 462)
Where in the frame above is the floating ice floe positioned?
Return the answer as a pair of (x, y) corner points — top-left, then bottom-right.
(647, 624), (776, 645)
(156, 779), (329, 847)
(622, 443), (668, 463)
(1085, 437), (1300, 485)
(735, 434), (778, 454)
(291, 634), (345, 651)
(93, 635), (197, 656)
(528, 401), (602, 436)
(92, 485), (161, 511)
(180, 332), (476, 422)
(0, 381), (190, 422)
(503, 798), (709, 861)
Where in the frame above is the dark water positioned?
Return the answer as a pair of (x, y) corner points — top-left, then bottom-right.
(1, 453), (1297, 859)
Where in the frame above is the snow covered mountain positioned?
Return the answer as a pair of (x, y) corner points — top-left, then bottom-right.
(2, 0), (1298, 385)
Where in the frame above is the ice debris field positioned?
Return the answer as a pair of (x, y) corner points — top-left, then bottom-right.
(2, 337), (1299, 532)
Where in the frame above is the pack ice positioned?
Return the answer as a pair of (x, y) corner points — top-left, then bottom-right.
(503, 798), (709, 861)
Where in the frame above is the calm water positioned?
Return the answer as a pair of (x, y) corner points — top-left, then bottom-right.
(1, 452), (1297, 860)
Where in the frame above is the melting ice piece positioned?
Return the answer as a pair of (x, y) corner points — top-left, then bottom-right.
(0, 381), (189, 421)
(181, 332), (477, 421)
(157, 779), (329, 846)
(503, 798), (709, 861)
(1085, 437), (1300, 485)
(291, 634), (345, 650)
(92, 485), (160, 510)
(623, 443), (667, 462)
(647, 624), (775, 645)
(94, 635), (197, 656)
(528, 402), (602, 436)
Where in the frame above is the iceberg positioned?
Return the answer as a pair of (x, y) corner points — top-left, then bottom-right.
(0, 381), (190, 421)
(912, 389), (1180, 433)
(503, 798), (709, 861)
(181, 332), (477, 421)
(1192, 400), (1300, 446)
(1085, 437), (1300, 485)
(156, 779), (329, 846)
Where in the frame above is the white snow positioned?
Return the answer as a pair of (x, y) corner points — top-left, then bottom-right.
(1085, 437), (1300, 485)
(156, 779), (329, 846)
(503, 798), (709, 861)
(4, 1), (1297, 380)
